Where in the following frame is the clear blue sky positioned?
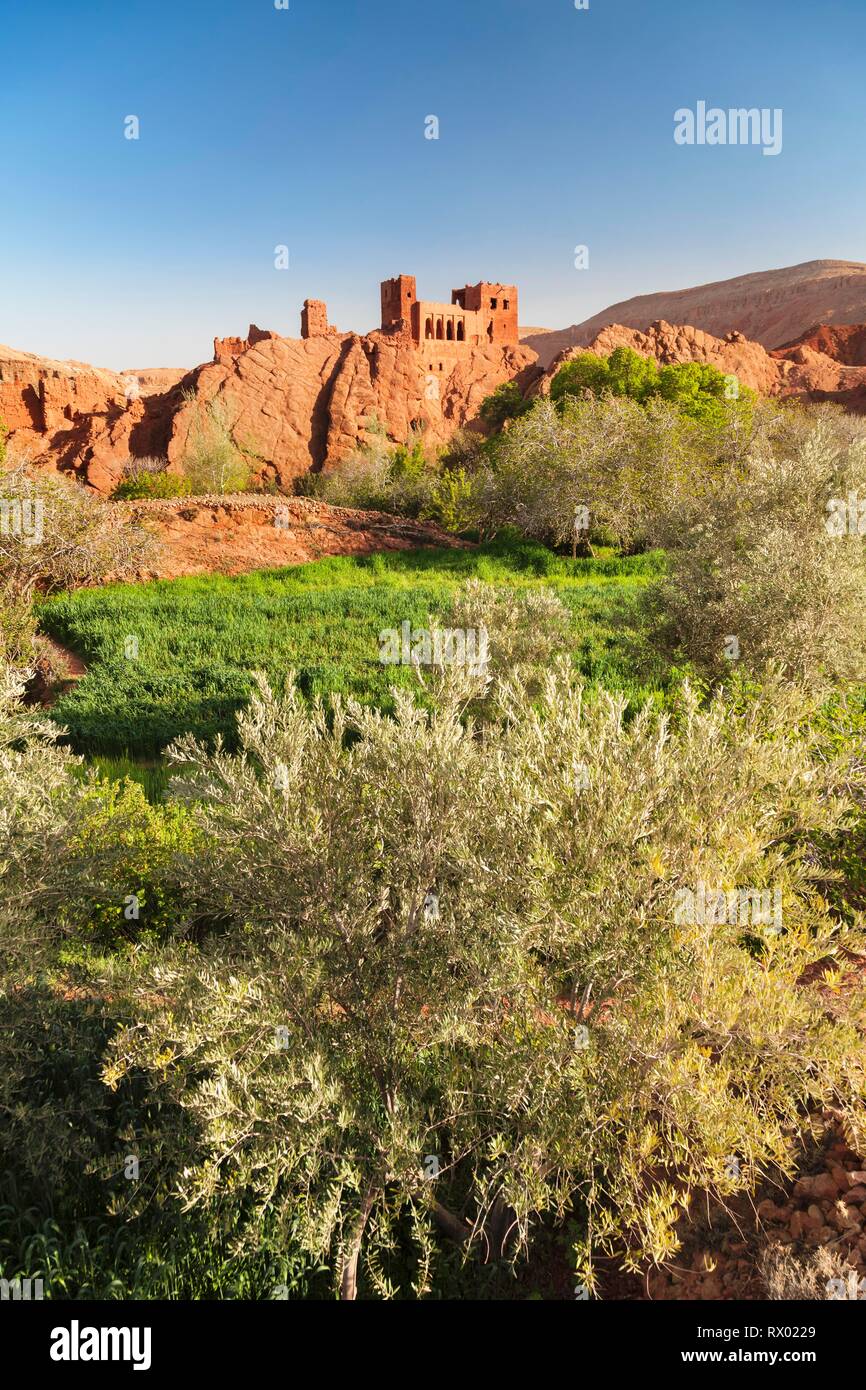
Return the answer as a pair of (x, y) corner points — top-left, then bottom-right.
(2, 0), (864, 368)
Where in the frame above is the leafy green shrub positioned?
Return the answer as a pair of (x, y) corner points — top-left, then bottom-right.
(317, 428), (441, 519)
(63, 777), (204, 946)
(422, 466), (476, 532)
(180, 393), (251, 495)
(105, 668), (866, 1297)
(550, 348), (756, 427)
(113, 459), (192, 501)
(479, 381), (531, 431)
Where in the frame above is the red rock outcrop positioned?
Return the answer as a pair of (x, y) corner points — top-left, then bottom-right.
(772, 322), (866, 366)
(0, 342), (192, 494)
(535, 317), (866, 412)
(523, 259), (866, 368)
(1, 327), (538, 494)
(163, 328), (538, 490)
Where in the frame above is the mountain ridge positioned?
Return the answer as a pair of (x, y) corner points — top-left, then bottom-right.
(522, 259), (866, 367)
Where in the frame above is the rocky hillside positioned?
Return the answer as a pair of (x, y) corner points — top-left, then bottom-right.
(1, 328), (538, 495)
(523, 260), (866, 367)
(535, 318), (866, 412)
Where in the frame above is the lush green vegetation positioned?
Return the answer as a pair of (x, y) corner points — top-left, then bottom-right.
(112, 465), (192, 501)
(5, 393), (866, 1302)
(40, 536), (665, 759)
(549, 345), (757, 428)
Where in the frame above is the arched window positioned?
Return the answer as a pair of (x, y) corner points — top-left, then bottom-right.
(436, 318), (444, 340)
(425, 317), (433, 339)
(456, 321), (465, 341)
(446, 320), (454, 340)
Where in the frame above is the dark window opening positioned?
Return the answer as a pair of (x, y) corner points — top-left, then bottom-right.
(490, 298), (498, 309)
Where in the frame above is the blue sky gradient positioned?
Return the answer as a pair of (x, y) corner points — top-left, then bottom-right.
(2, 0), (864, 367)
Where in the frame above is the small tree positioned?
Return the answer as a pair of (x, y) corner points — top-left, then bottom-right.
(479, 381), (530, 432)
(180, 392), (251, 495)
(642, 418), (866, 686)
(0, 460), (155, 600)
(105, 667), (866, 1297)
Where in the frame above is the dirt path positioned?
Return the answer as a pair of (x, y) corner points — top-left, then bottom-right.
(40, 636), (87, 679)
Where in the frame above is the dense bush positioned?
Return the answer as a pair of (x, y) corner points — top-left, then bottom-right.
(180, 392), (251, 494)
(62, 777), (203, 946)
(112, 458), (192, 501)
(0, 458), (155, 601)
(315, 422), (441, 518)
(101, 666), (866, 1297)
(478, 381), (532, 431)
(0, 669), (84, 970)
(550, 346), (757, 429)
(642, 416), (866, 686)
(472, 394), (706, 551)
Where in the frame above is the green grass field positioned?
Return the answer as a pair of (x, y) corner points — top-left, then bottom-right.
(39, 535), (665, 762)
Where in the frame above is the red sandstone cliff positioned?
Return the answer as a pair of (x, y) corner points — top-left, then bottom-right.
(1, 329), (538, 494)
(164, 328), (538, 491)
(0, 342), (192, 493)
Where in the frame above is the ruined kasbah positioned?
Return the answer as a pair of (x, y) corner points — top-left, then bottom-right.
(300, 274), (519, 359)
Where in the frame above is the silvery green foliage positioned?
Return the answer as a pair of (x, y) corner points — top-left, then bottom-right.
(0, 457), (154, 600)
(0, 668), (86, 983)
(108, 668), (866, 1296)
(644, 417), (866, 685)
(442, 578), (571, 687)
(474, 394), (753, 550)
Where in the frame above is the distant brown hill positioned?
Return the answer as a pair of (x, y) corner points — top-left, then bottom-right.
(522, 260), (866, 368)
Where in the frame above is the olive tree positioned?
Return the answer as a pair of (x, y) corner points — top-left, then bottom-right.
(643, 417), (866, 686)
(105, 665), (866, 1297)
